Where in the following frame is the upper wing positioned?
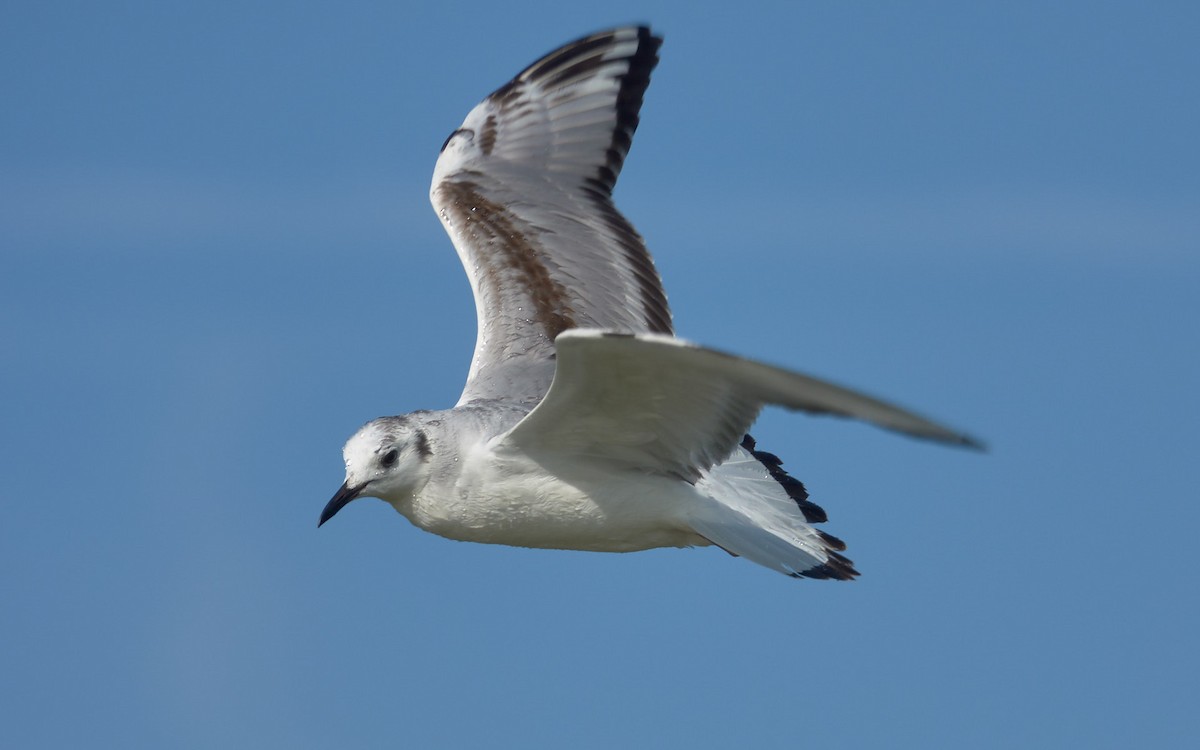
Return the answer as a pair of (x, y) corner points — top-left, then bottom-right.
(495, 330), (983, 482)
(430, 27), (671, 407)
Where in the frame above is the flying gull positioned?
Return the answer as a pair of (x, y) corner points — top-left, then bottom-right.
(319, 26), (981, 578)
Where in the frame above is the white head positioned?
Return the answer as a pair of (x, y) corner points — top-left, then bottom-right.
(319, 416), (433, 526)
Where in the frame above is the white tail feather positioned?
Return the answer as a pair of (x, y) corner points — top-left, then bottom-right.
(690, 447), (855, 578)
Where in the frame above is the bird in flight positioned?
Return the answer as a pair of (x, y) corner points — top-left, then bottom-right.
(318, 26), (980, 578)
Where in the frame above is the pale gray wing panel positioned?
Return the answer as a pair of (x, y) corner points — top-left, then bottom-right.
(497, 331), (983, 481)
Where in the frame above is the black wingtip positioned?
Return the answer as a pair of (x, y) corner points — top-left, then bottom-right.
(793, 560), (860, 581)
(959, 434), (988, 452)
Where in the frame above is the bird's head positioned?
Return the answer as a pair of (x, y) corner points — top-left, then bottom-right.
(319, 417), (433, 526)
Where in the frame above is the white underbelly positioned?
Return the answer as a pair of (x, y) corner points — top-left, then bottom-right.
(398, 454), (708, 552)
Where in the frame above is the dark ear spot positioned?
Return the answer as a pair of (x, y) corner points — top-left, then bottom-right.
(414, 430), (431, 459)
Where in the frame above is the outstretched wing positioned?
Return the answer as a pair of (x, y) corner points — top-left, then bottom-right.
(431, 27), (671, 407)
(496, 330), (983, 482)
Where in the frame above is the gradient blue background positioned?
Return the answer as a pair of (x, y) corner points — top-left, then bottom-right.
(4, 1), (1198, 747)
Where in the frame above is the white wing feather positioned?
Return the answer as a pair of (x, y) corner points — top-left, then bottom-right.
(497, 330), (982, 481)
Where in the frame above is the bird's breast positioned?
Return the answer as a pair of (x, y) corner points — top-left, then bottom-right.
(401, 450), (705, 552)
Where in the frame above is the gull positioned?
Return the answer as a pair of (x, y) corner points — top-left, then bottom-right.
(318, 26), (981, 578)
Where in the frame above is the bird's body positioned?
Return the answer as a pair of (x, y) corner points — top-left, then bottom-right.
(407, 420), (704, 554)
(320, 27), (979, 578)
(352, 406), (703, 553)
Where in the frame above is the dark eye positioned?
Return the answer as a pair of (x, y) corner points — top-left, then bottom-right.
(381, 448), (399, 468)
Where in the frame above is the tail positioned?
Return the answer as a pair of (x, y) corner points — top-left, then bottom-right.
(690, 438), (858, 580)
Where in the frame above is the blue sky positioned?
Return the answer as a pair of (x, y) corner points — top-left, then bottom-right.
(3, 1), (1198, 747)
